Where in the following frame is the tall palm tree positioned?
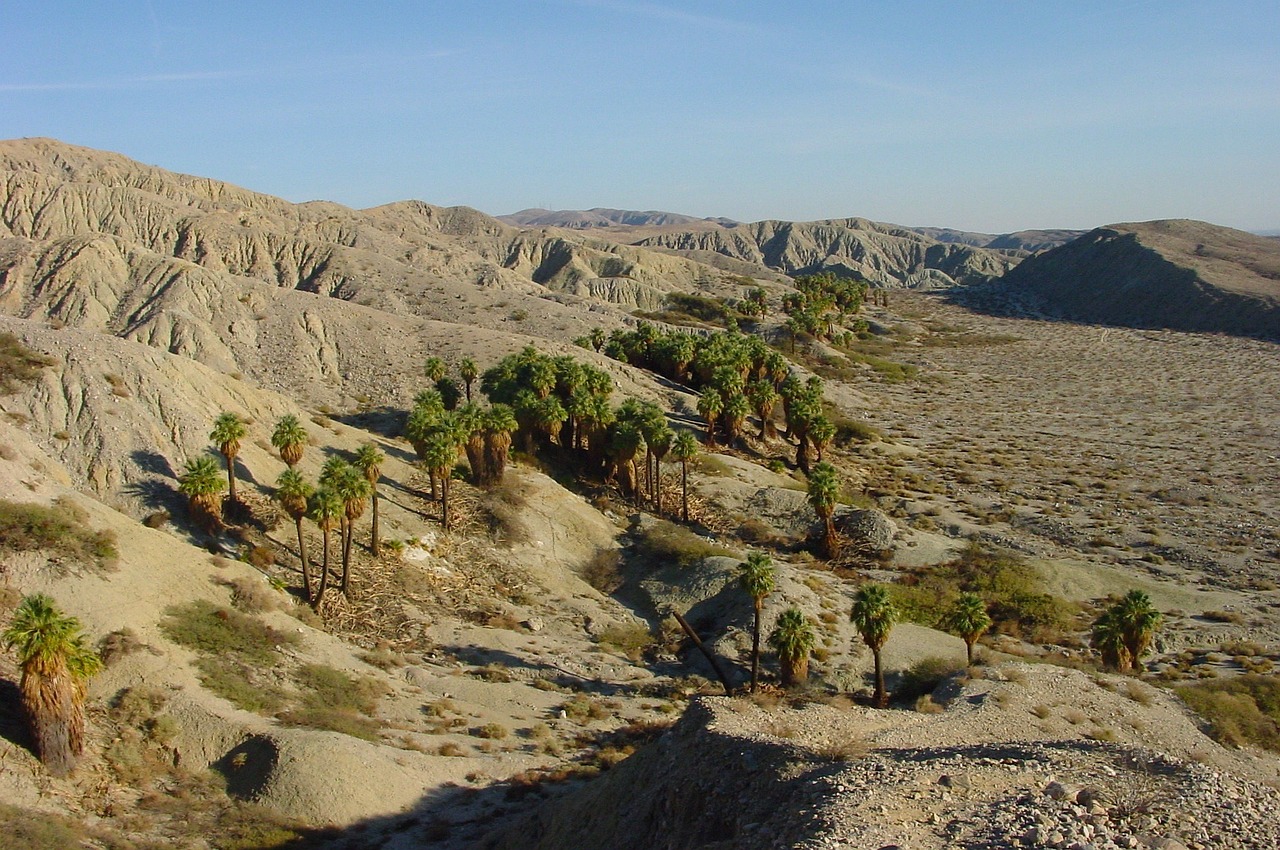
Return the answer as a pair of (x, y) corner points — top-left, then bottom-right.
(722, 392), (750, 448)
(274, 469), (314, 603)
(459, 357), (478, 403)
(1090, 608), (1129, 671)
(941, 592), (992, 665)
(178, 455), (226, 533)
(747, 380), (780, 441)
(353, 443), (385, 557)
(696, 390), (723, 448)
(424, 431), (458, 529)
(738, 552), (776, 693)
(671, 431), (699, 522)
(851, 584), (898, 708)
(1115, 590), (1163, 673)
(807, 462), (840, 558)
(768, 608), (815, 687)
(482, 404), (517, 485)
(308, 488), (343, 611)
(3, 594), (101, 776)
(270, 414), (308, 468)
(322, 459), (372, 595)
(210, 412), (247, 504)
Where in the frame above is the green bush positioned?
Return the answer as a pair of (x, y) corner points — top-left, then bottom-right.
(1178, 674), (1280, 751)
(889, 542), (1076, 642)
(293, 664), (386, 715)
(161, 600), (298, 663)
(0, 498), (118, 568)
(633, 520), (736, 567)
(195, 658), (287, 713)
(895, 656), (965, 703)
(276, 708), (382, 742)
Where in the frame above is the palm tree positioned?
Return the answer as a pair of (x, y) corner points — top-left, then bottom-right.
(747, 380), (780, 441)
(210, 412), (247, 504)
(424, 431), (458, 529)
(739, 552), (775, 692)
(697, 390), (723, 448)
(1091, 608), (1129, 671)
(424, 356), (447, 383)
(178, 455), (226, 532)
(589, 327), (606, 352)
(3, 594), (102, 776)
(459, 357), (478, 403)
(671, 431), (699, 522)
(807, 462), (840, 558)
(482, 404), (517, 485)
(270, 414), (308, 468)
(809, 416), (836, 463)
(308, 488), (343, 611)
(322, 459), (372, 595)
(941, 592), (991, 665)
(1114, 590), (1163, 673)
(274, 469), (314, 603)
(353, 443), (385, 557)
(768, 608), (815, 687)
(851, 584), (898, 708)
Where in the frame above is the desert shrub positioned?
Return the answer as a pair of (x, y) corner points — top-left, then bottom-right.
(633, 520), (736, 567)
(0, 497), (118, 568)
(583, 548), (623, 593)
(222, 575), (278, 614)
(597, 622), (654, 661)
(473, 722), (509, 740)
(195, 658), (287, 713)
(1178, 674), (1280, 751)
(293, 664), (386, 716)
(895, 657), (965, 703)
(0, 333), (55, 393)
(561, 695), (612, 722)
(161, 600), (298, 662)
(277, 708), (381, 741)
(359, 647), (407, 670)
(889, 541), (1076, 642)
(0, 802), (87, 848)
(244, 544), (275, 570)
(143, 510), (171, 529)
(98, 627), (146, 666)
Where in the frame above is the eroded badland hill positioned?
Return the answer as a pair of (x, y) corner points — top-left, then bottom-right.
(1, 139), (1278, 850)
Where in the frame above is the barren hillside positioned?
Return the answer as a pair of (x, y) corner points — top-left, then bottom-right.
(990, 219), (1280, 338)
(1, 142), (1278, 850)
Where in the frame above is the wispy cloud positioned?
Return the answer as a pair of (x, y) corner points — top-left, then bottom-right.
(0, 70), (251, 93)
(563, 0), (756, 33)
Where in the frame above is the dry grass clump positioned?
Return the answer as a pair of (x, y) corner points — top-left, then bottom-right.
(0, 497), (118, 570)
(1178, 674), (1280, 751)
(220, 575), (279, 614)
(583, 548), (623, 593)
(98, 627), (146, 666)
(0, 332), (55, 393)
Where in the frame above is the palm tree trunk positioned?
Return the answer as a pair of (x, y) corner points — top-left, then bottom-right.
(295, 516), (312, 604)
(751, 599), (762, 693)
(873, 649), (887, 708)
(823, 515), (838, 559)
(223, 451), (238, 503)
(340, 518), (352, 596)
(314, 527), (330, 610)
(681, 461), (689, 522)
(965, 639), (975, 666)
(23, 665), (78, 777)
(370, 489), (380, 557)
(654, 461), (663, 516)
(440, 474), (451, 530)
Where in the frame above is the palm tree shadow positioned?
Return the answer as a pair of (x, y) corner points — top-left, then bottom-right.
(0, 677), (36, 758)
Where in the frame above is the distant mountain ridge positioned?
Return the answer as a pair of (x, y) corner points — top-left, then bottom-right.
(993, 219), (1280, 339)
(499, 207), (738, 229)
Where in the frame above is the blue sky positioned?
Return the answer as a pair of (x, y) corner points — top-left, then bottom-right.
(2, 1), (1276, 232)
